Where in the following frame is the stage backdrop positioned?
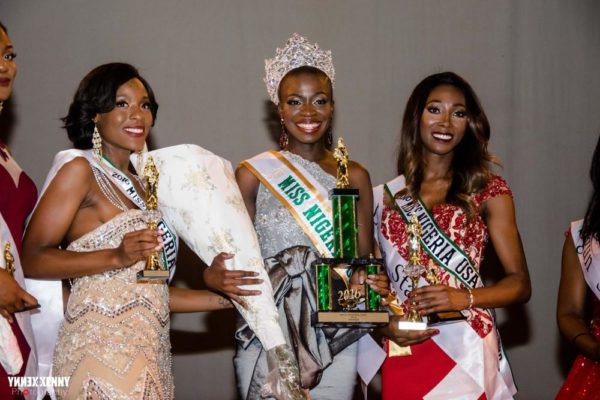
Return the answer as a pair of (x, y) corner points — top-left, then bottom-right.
(1, 1), (599, 399)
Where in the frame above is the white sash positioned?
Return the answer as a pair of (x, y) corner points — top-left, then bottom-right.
(94, 154), (178, 274)
(571, 219), (600, 300)
(385, 183), (482, 290)
(374, 176), (516, 399)
(241, 151), (334, 257)
(24, 149), (177, 399)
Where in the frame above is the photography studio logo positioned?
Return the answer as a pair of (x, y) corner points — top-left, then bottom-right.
(8, 376), (70, 396)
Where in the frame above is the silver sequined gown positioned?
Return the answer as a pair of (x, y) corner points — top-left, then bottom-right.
(253, 152), (331, 258)
(52, 209), (172, 400)
(235, 151), (359, 400)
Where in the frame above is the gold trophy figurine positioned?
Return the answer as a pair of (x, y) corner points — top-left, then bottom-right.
(137, 155), (169, 281)
(332, 138), (350, 189)
(4, 242), (15, 277)
(398, 214), (427, 330)
(426, 259), (441, 285)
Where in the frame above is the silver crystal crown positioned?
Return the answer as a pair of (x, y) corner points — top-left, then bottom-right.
(264, 33), (335, 105)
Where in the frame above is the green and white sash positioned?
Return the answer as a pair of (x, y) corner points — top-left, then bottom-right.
(241, 151), (334, 257)
(571, 219), (600, 300)
(383, 182), (483, 290)
(92, 154), (178, 273)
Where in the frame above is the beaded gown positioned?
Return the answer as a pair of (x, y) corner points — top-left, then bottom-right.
(234, 151), (362, 400)
(51, 174), (172, 399)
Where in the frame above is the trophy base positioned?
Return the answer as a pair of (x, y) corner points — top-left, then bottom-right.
(313, 311), (389, 328)
(397, 320), (428, 331)
(137, 269), (169, 282)
(427, 311), (466, 326)
(314, 257), (387, 327)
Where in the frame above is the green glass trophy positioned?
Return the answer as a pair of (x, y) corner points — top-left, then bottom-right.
(313, 138), (389, 327)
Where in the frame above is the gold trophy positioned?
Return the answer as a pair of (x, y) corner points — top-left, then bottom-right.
(137, 155), (169, 281)
(313, 138), (389, 327)
(4, 243), (15, 277)
(397, 214), (427, 330)
(396, 216), (465, 328)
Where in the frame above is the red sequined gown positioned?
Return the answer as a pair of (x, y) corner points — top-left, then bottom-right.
(556, 296), (600, 399)
(0, 143), (37, 399)
(378, 175), (512, 400)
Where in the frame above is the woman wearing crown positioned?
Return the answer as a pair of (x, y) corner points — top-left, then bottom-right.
(373, 72), (531, 399)
(203, 34), (387, 399)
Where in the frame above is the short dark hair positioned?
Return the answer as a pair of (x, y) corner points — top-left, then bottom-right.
(62, 63), (158, 149)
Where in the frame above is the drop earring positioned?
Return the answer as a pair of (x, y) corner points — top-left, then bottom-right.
(279, 118), (289, 149)
(92, 124), (102, 159)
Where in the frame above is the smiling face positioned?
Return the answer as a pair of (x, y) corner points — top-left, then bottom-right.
(278, 71), (333, 148)
(94, 78), (153, 155)
(419, 84), (468, 157)
(0, 27), (16, 102)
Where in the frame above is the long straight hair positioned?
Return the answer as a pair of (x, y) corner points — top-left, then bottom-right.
(581, 135), (600, 242)
(397, 72), (499, 217)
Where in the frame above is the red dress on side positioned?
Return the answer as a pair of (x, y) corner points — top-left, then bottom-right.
(556, 294), (600, 399)
(0, 144), (38, 399)
(377, 175), (514, 400)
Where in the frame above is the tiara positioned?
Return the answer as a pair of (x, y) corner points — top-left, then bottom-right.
(264, 33), (335, 105)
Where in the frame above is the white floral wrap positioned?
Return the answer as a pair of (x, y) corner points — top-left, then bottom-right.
(133, 144), (285, 350)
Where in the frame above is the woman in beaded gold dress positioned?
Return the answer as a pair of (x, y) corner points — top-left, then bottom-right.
(21, 63), (261, 400)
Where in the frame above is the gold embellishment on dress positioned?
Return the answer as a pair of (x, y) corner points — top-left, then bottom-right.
(64, 297), (170, 327)
(53, 210), (173, 400)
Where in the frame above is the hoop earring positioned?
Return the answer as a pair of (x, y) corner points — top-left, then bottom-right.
(0, 101), (4, 115)
(92, 124), (102, 159)
(279, 118), (289, 149)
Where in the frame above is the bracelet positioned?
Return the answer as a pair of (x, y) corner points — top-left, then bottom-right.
(571, 332), (592, 346)
(466, 288), (474, 310)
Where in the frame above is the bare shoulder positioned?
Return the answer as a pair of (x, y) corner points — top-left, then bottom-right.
(348, 160), (371, 184)
(235, 162), (260, 199)
(235, 162), (259, 184)
(50, 157), (93, 190)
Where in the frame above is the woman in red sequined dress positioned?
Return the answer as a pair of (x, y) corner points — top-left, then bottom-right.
(556, 135), (600, 399)
(0, 21), (40, 399)
(374, 72), (531, 399)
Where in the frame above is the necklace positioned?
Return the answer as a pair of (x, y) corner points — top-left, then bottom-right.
(102, 154), (145, 187)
